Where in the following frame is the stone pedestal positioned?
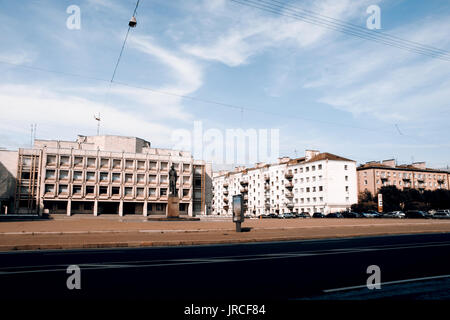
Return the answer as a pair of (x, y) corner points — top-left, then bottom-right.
(166, 195), (180, 218)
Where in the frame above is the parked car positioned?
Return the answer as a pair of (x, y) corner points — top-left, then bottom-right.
(295, 212), (311, 218)
(284, 213), (296, 219)
(433, 210), (450, 219)
(268, 213), (278, 219)
(382, 211), (405, 219)
(312, 212), (325, 218)
(326, 212), (343, 218)
(260, 214), (271, 219)
(361, 211), (381, 218)
(341, 211), (362, 218)
(405, 210), (432, 219)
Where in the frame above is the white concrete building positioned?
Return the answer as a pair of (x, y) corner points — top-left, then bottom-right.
(0, 135), (212, 216)
(212, 150), (357, 216)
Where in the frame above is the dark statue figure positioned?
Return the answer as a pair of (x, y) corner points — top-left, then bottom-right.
(169, 164), (178, 196)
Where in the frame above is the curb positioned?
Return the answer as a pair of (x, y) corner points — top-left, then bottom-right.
(1, 230), (448, 252)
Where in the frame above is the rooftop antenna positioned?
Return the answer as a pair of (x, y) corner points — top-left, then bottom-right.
(94, 113), (101, 136)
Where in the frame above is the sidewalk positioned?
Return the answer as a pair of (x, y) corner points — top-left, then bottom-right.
(1, 217), (449, 251)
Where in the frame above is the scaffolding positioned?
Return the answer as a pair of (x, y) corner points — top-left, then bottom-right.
(14, 150), (41, 214)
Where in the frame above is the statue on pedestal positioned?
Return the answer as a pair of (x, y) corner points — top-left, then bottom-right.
(169, 164), (178, 196)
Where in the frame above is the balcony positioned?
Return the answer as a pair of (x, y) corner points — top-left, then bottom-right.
(285, 202), (294, 209)
(264, 174), (270, 181)
(223, 182), (229, 188)
(243, 195), (249, 201)
(285, 182), (293, 189)
(284, 171), (293, 179)
(223, 190), (229, 196)
(240, 187), (248, 193)
(240, 179), (249, 185)
(223, 204), (229, 210)
(223, 197), (229, 203)
(285, 191), (294, 198)
(264, 185), (270, 190)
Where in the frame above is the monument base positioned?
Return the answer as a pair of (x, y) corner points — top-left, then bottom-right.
(166, 195), (180, 218)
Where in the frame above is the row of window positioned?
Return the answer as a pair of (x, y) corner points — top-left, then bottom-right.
(44, 184), (193, 198)
(44, 170), (193, 185)
(45, 155), (193, 172)
(372, 180), (447, 187)
(365, 170), (447, 180)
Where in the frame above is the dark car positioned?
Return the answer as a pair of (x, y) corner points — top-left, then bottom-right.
(341, 211), (362, 218)
(326, 212), (343, 218)
(405, 210), (431, 219)
(295, 212), (311, 218)
(268, 213), (278, 219)
(312, 212), (325, 218)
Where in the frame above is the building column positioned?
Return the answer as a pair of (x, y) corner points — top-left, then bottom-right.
(188, 200), (193, 217)
(38, 198), (44, 216)
(94, 200), (98, 216)
(67, 199), (72, 216)
(119, 200), (124, 217)
(143, 200), (148, 216)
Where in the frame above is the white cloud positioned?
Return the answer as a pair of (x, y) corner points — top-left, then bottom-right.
(0, 84), (176, 146)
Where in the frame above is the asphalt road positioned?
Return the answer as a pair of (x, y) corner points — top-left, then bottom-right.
(0, 233), (449, 301)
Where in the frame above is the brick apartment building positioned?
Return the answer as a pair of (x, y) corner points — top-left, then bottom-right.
(357, 159), (450, 195)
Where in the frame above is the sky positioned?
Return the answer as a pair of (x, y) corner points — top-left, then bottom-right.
(0, 0), (449, 170)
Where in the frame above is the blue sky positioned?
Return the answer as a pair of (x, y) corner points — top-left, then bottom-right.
(0, 0), (449, 169)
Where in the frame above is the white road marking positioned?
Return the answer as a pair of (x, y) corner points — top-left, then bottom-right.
(323, 274), (450, 293)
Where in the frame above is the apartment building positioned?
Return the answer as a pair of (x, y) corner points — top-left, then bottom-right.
(212, 150), (357, 216)
(357, 159), (450, 195)
(0, 135), (212, 216)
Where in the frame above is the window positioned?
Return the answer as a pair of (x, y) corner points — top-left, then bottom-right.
(74, 156), (83, 167)
(136, 188), (144, 197)
(319, 186), (323, 191)
(46, 155), (56, 165)
(113, 159), (121, 169)
(73, 185), (82, 194)
(183, 189), (189, 197)
(345, 176), (348, 181)
(149, 175), (157, 183)
(45, 170), (56, 180)
(160, 175), (168, 184)
(100, 172), (109, 182)
(137, 161), (145, 170)
(73, 171), (82, 181)
(86, 172), (95, 182)
(149, 161), (157, 170)
(45, 184), (55, 193)
(86, 186), (95, 195)
(59, 170), (69, 180)
(112, 173), (121, 182)
(60, 156), (70, 166)
(148, 188), (156, 197)
(344, 165), (348, 170)
(345, 186), (349, 192)
(160, 188), (167, 196)
(161, 162), (168, 170)
(137, 174), (145, 184)
(112, 187), (120, 195)
(59, 185), (68, 194)
(124, 173), (133, 183)
(318, 164), (322, 170)
(87, 158), (96, 168)
(99, 186), (108, 195)
(125, 160), (134, 169)
(100, 158), (109, 168)
(124, 187), (133, 196)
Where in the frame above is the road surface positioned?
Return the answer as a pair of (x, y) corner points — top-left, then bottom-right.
(0, 233), (449, 301)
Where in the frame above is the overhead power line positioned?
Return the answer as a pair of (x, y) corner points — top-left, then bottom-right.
(229, 0), (450, 61)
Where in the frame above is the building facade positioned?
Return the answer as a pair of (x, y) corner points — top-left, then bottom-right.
(357, 159), (450, 195)
(212, 150), (357, 216)
(0, 135), (212, 216)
